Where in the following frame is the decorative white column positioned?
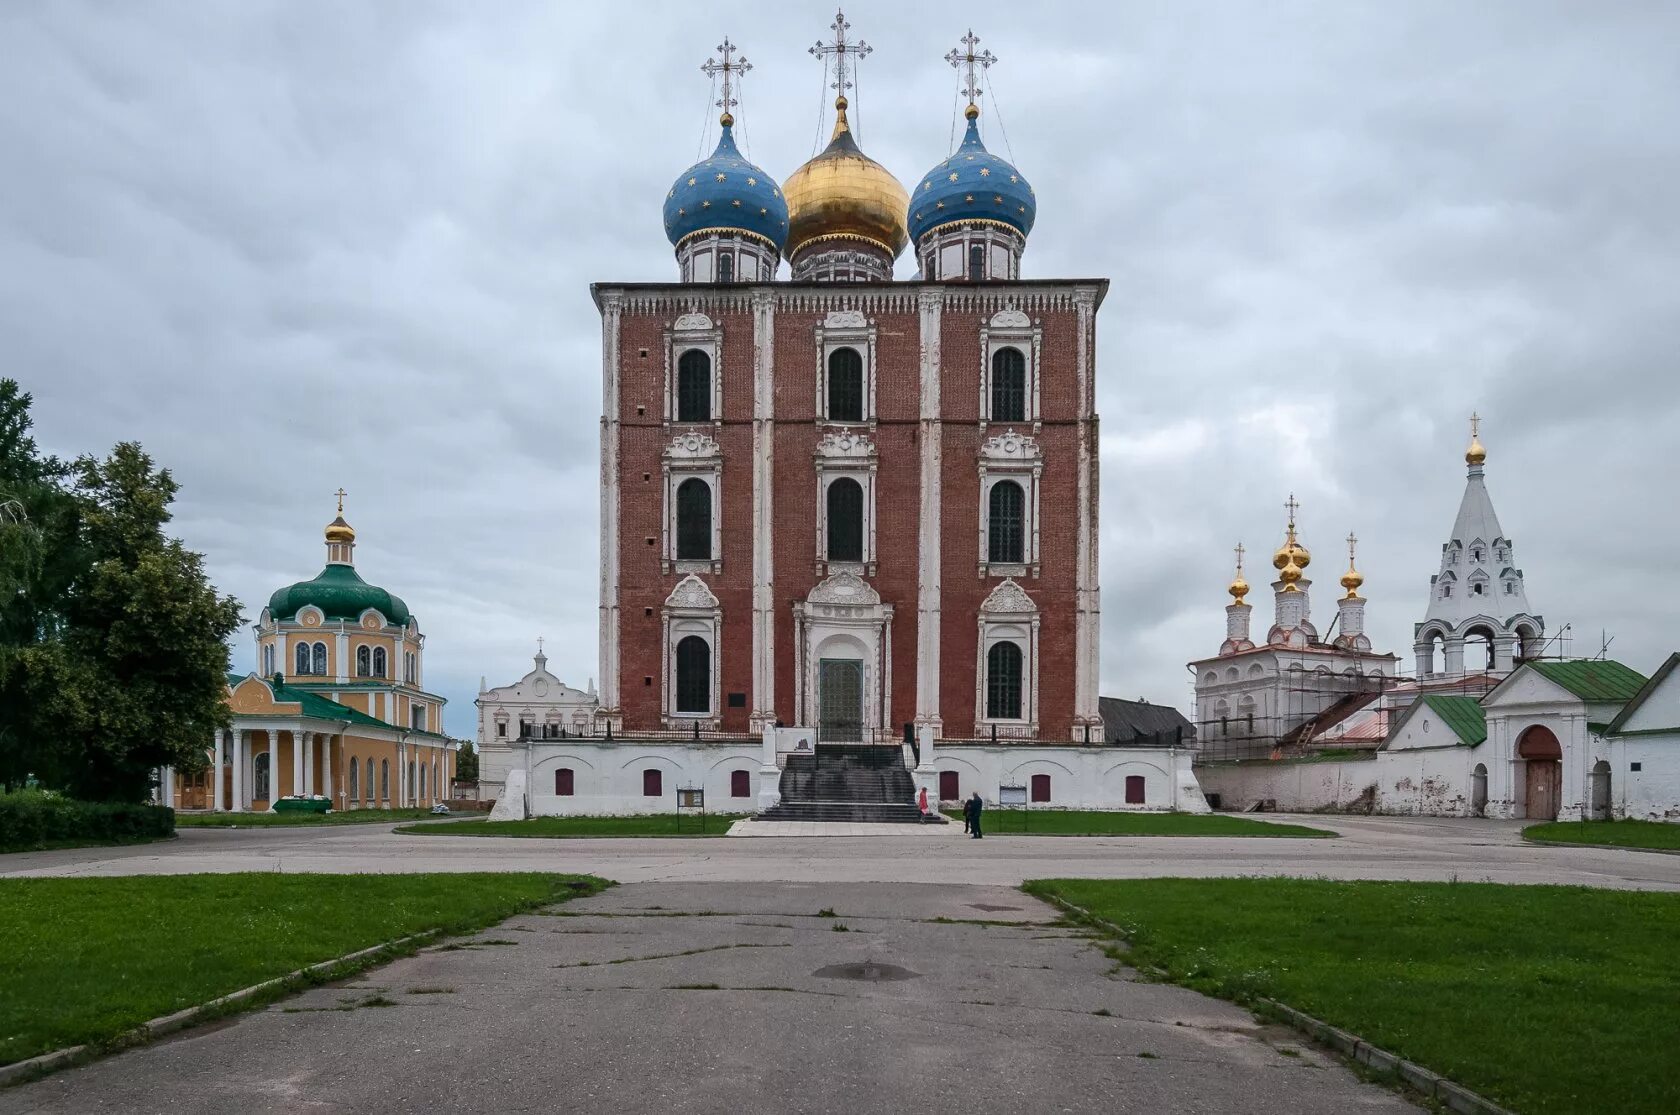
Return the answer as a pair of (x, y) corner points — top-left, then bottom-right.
(749, 289), (777, 733)
(912, 724), (938, 812)
(302, 733), (315, 797)
(596, 291), (624, 731)
(757, 725), (782, 811)
(212, 731), (226, 812)
(914, 288), (945, 735)
(267, 731), (278, 806)
(1072, 287), (1104, 734)
(159, 766), (175, 808)
(232, 730), (246, 811)
(323, 735), (335, 806)
(291, 728), (305, 800)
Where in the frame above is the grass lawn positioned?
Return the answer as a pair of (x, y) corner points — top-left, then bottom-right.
(398, 814), (749, 838)
(175, 808), (442, 827)
(1524, 819), (1680, 851)
(0, 872), (607, 1067)
(941, 809), (1334, 837)
(1028, 877), (1680, 1115)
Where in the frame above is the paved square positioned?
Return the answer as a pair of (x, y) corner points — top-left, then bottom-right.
(1, 882), (1415, 1114)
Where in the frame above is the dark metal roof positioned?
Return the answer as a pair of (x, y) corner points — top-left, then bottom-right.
(1099, 697), (1196, 744)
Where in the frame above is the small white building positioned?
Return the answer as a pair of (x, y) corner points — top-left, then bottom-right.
(1603, 653), (1680, 822)
(475, 645), (599, 798)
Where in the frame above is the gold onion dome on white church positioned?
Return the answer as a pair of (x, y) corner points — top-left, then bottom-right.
(782, 96), (911, 261)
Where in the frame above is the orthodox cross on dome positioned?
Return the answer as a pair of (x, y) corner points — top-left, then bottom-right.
(945, 29), (996, 109)
(537, 635), (545, 654)
(810, 9), (871, 99)
(1346, 532), (1358, 565)
(701, 38), (750, 125)
(1469, 412), (1481, 440)
(334, 487), (347, 514)
(1234, 541), (1245, 573)
(1284, 493), (1300, 534)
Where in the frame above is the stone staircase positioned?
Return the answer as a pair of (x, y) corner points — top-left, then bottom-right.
(755, 744), (944, 824)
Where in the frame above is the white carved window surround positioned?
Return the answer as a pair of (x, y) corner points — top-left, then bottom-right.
(666, 313), (723, 426)
(662, 432), (723, 575)
(814, 309), (877, 426)
(814, 428), (878, 576)
(662, 575), (721, 727)
(977, 430), (1043, 578)
(979, 309), (1042, 427)
(975, 578), (1040, 737)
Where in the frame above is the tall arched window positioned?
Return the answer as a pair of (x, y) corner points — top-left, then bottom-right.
(968, 243), (986, 282)
(988, 481), (1024, 564)
(675, 635), (711, 714)
(372, 647), (387, 677)
(676, 478), (712, 560)
(262, 644), (274, 677)
(356, 646), (371, 676)
(365, 758), (375, 802)
(311, 642), (327, 676)
(408, 760), (417, 801)
(676, 350), (711, 422)
(827, 347), (863, 422)
(294, 642), (310, 675)
(991, 347), (1026, 422)
(717, 254), (734, 284)
(419, 763), (427, 801)
(253, 752), (271, 802)
(986, 641), (1024, 719)
(379, 759), (389, 802)
(826, 477), (864, 563)
(347, 757), (359, 805)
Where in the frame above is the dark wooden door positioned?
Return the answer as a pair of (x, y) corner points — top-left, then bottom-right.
(1525, 761), (1560, 820)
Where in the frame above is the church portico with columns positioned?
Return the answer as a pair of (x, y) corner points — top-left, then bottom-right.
(157, 498), (455, 814)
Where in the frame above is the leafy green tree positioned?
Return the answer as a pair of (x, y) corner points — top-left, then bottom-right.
(0, 379), (243, 801)
(454, 739), (479, 782)
(57, 444), (243, 801)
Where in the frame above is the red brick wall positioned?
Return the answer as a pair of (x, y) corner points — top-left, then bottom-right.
(608, 290), (1094, 741)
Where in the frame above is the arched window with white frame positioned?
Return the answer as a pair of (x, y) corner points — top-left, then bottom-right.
(988, 481), (1024, 564)
(356, 646), (371, 677)
(676, 349), (711, 423)
(826, 477), (864, 563)
(827, 347), (863, 422)
(311, 642), (327, 676)
(675, 636), (711, 714)
(990, 347), (1026, 423)
(294, 642), (310, 675)
(373, 647), (387, 677)
(676, 478), (712, 560)
(986, 641), (1024, 720)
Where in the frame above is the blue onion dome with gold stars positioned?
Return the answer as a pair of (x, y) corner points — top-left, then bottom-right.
(909, 105), (1035, 245)
(663, 118), (789, 255)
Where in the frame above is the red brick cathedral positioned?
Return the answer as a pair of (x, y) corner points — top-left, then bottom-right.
(594, 20), (1103, 745)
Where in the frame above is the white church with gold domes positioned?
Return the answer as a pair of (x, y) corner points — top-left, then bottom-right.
(155, 498), (456, 813)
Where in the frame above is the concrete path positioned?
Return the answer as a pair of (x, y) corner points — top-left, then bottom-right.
(0, 883), (1417, 1114)
(5, 814), (1680, 890)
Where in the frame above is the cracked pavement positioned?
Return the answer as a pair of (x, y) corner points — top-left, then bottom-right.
(1, 882), (1416, 1114)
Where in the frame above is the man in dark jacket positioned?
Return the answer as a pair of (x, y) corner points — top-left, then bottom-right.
(967, 792), (984, 839)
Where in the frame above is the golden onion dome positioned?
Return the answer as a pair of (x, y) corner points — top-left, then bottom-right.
(324, 515), (355, 544)
(1228, 569), (1250, 606)
(1466, 433), (1487, 465)
(1340, 565), (1364, 598)
(783, 97), (909, 262)
(1272, 533), (1311, 573)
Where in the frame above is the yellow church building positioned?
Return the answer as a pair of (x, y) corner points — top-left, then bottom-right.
(159, 498), (455, 812)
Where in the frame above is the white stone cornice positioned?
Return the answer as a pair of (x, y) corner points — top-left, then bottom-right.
(662, 431), (723, 463)
(981, 578), (1037, 616)
(979, 429), (1043, 464)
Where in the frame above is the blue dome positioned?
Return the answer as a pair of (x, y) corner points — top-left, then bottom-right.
(663, 121), (788, 254)
(908, 113), (1035, 245)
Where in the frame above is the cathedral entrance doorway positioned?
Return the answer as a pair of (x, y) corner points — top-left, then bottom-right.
(1517, 724), (1562, 820)
(818, 659), (863, 743)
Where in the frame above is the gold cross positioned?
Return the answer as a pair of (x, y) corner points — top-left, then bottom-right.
(1234, 541), (1245, 573)
(1346, 532), (1358, 566)
(1469, 411), (1481, 439)
(1284, 493), (1299, 528)
(334, 487), (346, 514)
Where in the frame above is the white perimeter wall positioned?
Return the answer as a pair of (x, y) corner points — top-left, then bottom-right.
(932, 747), (1209, 813)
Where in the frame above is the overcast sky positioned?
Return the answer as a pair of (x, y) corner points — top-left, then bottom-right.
(5, 2), (1677, 737)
